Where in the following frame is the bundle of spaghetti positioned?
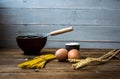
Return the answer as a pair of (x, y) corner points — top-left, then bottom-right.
(68, 49), (120, 69)
(18, 54), (56, 69)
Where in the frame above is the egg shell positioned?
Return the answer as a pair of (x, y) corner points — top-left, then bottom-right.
(68, 49), (80, 59)
(55, 48), (68, 61)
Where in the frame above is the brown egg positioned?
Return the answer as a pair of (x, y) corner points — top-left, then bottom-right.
(55, 48), (68, 61)
(68, 49), (80, 59)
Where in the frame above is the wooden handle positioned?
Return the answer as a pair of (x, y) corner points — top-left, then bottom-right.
(50, 27), (73, 36)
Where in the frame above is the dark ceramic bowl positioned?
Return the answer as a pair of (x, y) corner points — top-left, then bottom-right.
(16, 35), (47, 55)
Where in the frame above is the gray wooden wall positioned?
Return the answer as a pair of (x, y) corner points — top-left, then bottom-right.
(0, 0), (120, 49)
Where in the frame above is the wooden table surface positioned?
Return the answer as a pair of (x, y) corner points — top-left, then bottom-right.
(0, 48), (120, 79)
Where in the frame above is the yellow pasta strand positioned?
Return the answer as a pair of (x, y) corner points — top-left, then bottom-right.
(18, 54), (56, 69)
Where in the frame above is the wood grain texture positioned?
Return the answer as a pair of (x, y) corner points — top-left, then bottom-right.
(0, 0), (120, 49)
(0, 25), (120, 48)
(0, 0), (120, 9)
(0, 25), (120, 41)
(0, 49), (120, 79)
(0, 9), (120, 25)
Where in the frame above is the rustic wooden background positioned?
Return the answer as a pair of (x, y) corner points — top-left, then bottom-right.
(0, 0), (120, 49)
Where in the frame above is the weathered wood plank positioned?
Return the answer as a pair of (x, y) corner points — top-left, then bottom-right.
(0, 0), (120, 9)
(0, 49), (120, 72)
(0, 25), (120, 41)
(0, 25), (120, 48)
(0, 49), (120, 79)
(0, 0), (120, 49)
(0, 61), (120, 74)
(0, 9), (120, 25)
(0, 39), (120, 49)
(0, 72), (120, 79)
